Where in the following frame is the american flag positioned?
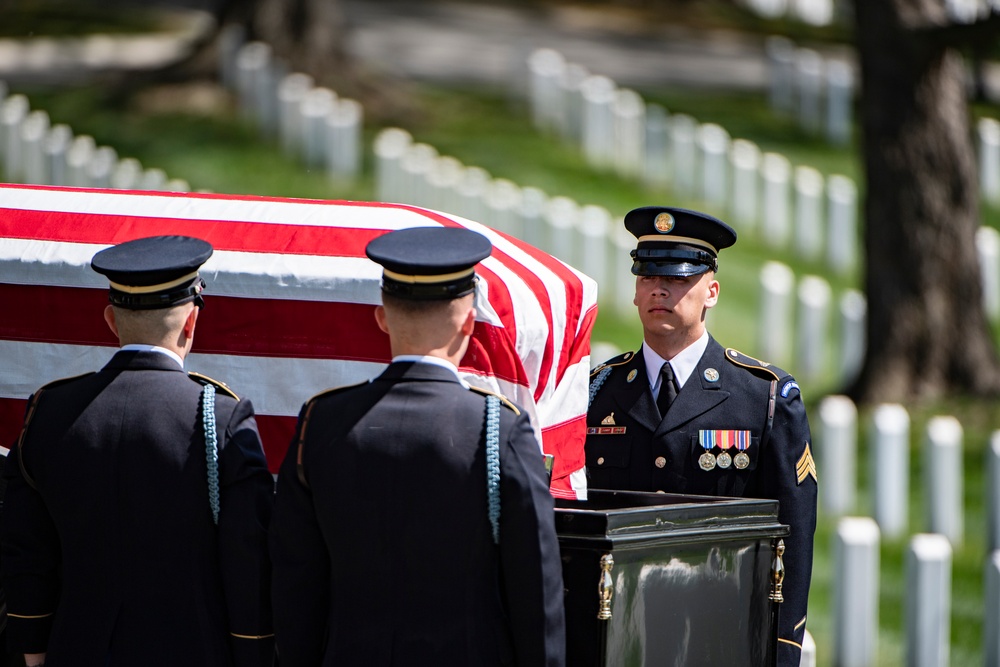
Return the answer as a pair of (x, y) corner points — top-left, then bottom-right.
(0, 184), (597, 499)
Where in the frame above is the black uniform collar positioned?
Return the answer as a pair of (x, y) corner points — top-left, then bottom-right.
(378, 360), (465, 385)
(104, 349), (187, 373)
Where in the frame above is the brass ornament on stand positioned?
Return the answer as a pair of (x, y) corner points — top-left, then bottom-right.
(597, 553), (615, 620)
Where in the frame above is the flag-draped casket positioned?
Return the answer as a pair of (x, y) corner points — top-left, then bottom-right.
(0, 184), (597, 498)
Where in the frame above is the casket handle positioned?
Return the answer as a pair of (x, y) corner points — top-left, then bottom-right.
(769, 539), (785, 603)
(597, 553), (615, 620)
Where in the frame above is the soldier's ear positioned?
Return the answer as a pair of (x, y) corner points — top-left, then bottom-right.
(104, 305), (119, 338)
(461, 306), (477, 336)
(374, 305), (389, 334)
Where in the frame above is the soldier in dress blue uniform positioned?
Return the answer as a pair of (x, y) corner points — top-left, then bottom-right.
(269, 227), (565, 667)
(0, 236), (275, 667)
(586, 207), (817, 667)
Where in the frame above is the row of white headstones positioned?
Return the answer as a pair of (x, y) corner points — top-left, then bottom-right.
(817, 396), (1000, 667)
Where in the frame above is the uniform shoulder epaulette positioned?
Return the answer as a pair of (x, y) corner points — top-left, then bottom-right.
(189, 372), (240, 400)
(36, 372), (95, 392)
(590, 350), (637, 378)
(724, 348), (788, 382)
(468, 386), (520, 415)
(303, 381), (368, 407)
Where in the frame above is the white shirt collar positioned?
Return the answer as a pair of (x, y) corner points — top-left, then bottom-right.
(642, 330), (710, 393)
(392, 355), (470, 388)
(121, 344), (185, 370)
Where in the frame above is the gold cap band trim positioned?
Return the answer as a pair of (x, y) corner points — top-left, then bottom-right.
(382, 267), (475, 284)
(230, 632), (276, 640)
(637, 234), (719, 255)
(8, 611), (54, 619)
(109, 270), (200, 294)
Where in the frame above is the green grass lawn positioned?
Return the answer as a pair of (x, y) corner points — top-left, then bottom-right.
(15, 73), (1000, 665)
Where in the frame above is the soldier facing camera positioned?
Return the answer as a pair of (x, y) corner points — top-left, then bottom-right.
(585, 206), (818, 667)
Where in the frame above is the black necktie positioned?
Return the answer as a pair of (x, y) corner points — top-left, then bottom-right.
(656, 362), (678, 418)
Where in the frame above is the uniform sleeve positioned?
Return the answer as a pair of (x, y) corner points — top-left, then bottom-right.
(498, 411), (566, 667)
(268, 405), (331, 667)
(752, 378), (817, 667)
(216, 398), (276, 667)
(0, 397), (60, 654)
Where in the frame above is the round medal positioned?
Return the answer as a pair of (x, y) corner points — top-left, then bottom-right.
(698, 451), (717, 471)
(717, 451), (732, 469)
(734, 452), (750, 469)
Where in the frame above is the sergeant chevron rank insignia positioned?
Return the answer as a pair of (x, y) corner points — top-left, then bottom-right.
(796, 443), (818, 484)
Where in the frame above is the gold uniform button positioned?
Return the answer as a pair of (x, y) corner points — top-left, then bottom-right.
(654, 456), (666, 468)
(597, 457), (605, 465)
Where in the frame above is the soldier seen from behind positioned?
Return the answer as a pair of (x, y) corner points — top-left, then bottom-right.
(1, 236), (275, 667)
(585, 207), (818, 667)
(270, 226), (565, 667)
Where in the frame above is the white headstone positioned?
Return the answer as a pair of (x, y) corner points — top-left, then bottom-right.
(978, 225), (1000, 320)
(761, 152), (792, 249)
(590, 341), (622, 370)
(795, 48), (824, 135)
(730, 138), (761, 233)
(234, 42), (272, 125)
(425, 156), (464, 215)
(85, 146), (118, 188)
(643, 104), (671, 190)
(278, 73), (314, 157)
(519, 186), (549, 251)
(300, 87), (337, 169)
(139, 168), (168, 191)
(826, 60), (854, 146)
(326, 98), (363, 182)
(988, 433), (1000, 553)
(792, 0), (835, 25)
(765, 36), (797, 113)
(869, 404), (910, 539)
(758, 261), (795, 366)
(455, 166), (491, 225)
(839, 289), (867, 386)
(527, 49), (566, 134)
(44, 124), (72, 186)
(697, 123), (730, 210)
(399, 143), (438, 208)
(19, 110), (50, 185)
(560, 63), (590, 143)
(818, 395), (858, 517)
(986, 550), (1000, 666)
(66, 135), (97, 188)
(485, 178), (523, 237)
(544, 196), (579, 265)
(979, 117), (1000, 206)
(905, 534), (952, 667)
(217, 23), (246, 91)
(670, 114), (698, 198)
(796, 275), (831, 379)
(372, 127), (412, 203)
(110, 157), (143, 190)
(827, 175), (858, 275)
(923, 416), (964, 545)
(833, 517), (880, 667)
(581, 75), (616, 170)
(800, 629), (817, 667)
(165, 178), (191, 193)
(1, 94), (30, 181)
(578, 205), (611, 291)
(612, 222), (637, 319)
(793, 166), (824, 260)
(613, 88), (645, 180)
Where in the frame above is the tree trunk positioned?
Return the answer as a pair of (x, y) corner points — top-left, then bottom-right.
(850, 0), (1000, 403)
(252, 0), (347, 84)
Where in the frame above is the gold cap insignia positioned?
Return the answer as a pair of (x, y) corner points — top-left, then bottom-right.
(796, 443), (818, 485)
(601, 412), (616, 426)
(654, 212), (675, 234)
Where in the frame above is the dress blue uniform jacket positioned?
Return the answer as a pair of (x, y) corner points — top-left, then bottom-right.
(0, 350), (275, 667)
(270, 361), (566, 667)
(586, 337), (817, 667)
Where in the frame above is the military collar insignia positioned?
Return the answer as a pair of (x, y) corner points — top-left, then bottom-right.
(704, 368), (720, 382)
(627, 369), (638, 383)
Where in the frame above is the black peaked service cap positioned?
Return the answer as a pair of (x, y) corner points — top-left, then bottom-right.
(91, 235), (213, 310)
(366, 226), (492, 300)
(624, 206), (737, 277)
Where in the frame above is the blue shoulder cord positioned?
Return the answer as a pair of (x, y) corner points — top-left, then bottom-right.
(202, 384), (220, 525)
(589, 366), (612, 408)
(485, 395), (501, 545)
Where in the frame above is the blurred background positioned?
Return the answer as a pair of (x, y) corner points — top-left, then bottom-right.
(2, 0), (1000, 664)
